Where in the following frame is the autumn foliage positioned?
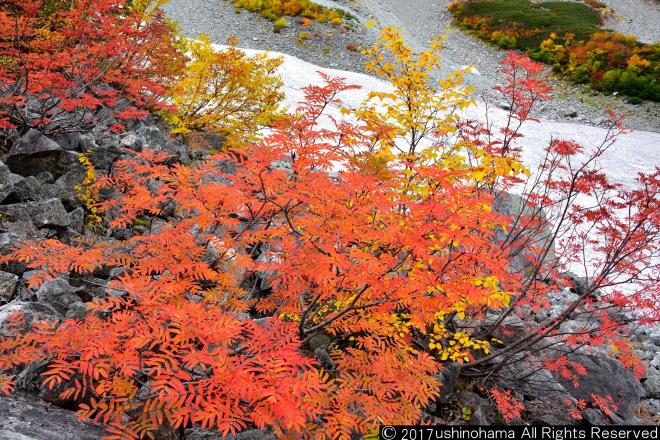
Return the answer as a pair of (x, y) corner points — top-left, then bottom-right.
(164, 34), (284, 146)
(228, 0), (347, 26)
(0, 3), (658, 438)
(450, 0), (660, 101)
(0, 0), (185, 135)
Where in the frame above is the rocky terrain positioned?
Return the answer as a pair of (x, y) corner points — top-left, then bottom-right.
(599, 0), (660, 44)
(164, 0), (660, 132)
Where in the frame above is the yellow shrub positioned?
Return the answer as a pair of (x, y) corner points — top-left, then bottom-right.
(164, 35), (284, 146)
(229, 0), (343, 25)
(627, 53), (651, 71)
(74, 151), (102, 228)
(273, 17), (287, 32)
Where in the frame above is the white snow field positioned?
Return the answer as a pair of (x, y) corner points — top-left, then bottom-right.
(219, 44), (659, 190)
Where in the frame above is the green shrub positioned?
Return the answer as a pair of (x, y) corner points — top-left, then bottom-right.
(451, 0), (601, 49)
(273, 17), (287, 33)
(571, 65), (591, 84)
(497, 35), (517, 49)
(600, 68), (622, 93)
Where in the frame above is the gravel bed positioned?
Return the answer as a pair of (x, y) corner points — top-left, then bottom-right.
(599, 0), (660, 44)
(163, 0), (369, 72)
(164, 0), (660, 133)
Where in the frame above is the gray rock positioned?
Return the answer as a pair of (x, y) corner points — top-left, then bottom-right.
(86, 140), (122, 172)
(562, 272), (600, 298)
(643, 367), (660, 398)
(0, 199), (71, 229)
(35, 278), (85, 316)
(531, 413), (572, 425)
(13, 271), (40, 301)
(34, 172), (53, 185)
(134, 125), (190, 163)
(119, 133), (143, 151)
(64, 302), (89, 320)
(13, 359), (72, 408)
(104, 272), (126, 297)
(582, 408), (609, 425)
(0, 271), (19, 303)
(67, 208), (85, 232)
(77, 133), (98, 151)
(94, 106), (118, 129)
(253, 317), (272, 328)
(40, 167), (85, 210)
(8, 129), (61, 156)
(0, 220), (39, 256)
(641, 398), (660, 420)
(52, 132), (82, 152)
(503, 363), (572, 402)
(0, 161), (23, 204)
(6, 129), (77, 178)
(649, 327), (660, 346)
(435, 362), (462, 404)
(2, 176), (41, 204)
(185, 427), (276, 440)
(492, 192), (555, 276)
(457, 390), (496, 425)
(0, 393), (105, 439)
(526, 398), (575, 425)
(555, 353), (644, 419)
(0, 301), (61, 337)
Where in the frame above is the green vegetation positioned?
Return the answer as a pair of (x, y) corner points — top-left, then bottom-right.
(450, 0), (602, 49)
(273, 16), (287, 32)
(450, 0), (660, 102)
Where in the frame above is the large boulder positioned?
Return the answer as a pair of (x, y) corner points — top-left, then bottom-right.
(40, 168), (86, 211)
(434, 362), (462, 404)
(0, 221), (41, 278)
(492, 192), (556, 276)
(0, 271), (19, 303)
(581, 408), (609, 425)
(0, 301), (60, 337)
(643, 367), (660, 399)
(76, 132), (122, 171)
(503, 361), (573, 402)
(185, 427), (276, 440)
(0, 176), (42, 205)
(134, 124), (190, 163)
(0, 199), (71, 229)
(0, 161), (23, 204)
(34, 278), (85, 316)
(0, 393), (105, 440)
(456, 390), (497, 425)
(5, 129), (78, 178)
(555, 353), (645, 420)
